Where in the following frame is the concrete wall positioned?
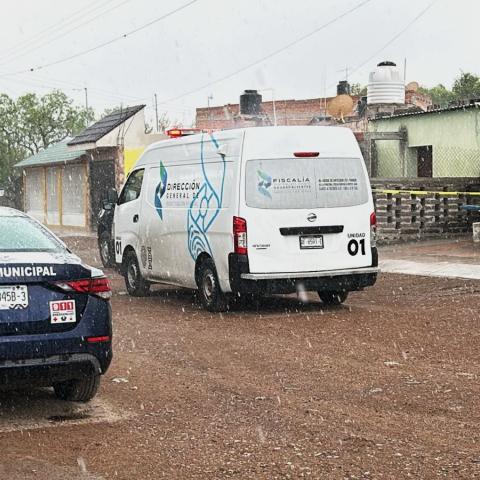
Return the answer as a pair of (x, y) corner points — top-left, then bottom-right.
(369, 108), (480, 177)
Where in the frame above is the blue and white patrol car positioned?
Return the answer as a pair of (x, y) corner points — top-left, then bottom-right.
(0, 207), (112, 402)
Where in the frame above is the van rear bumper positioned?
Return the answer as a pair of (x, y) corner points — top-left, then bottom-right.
(240, 267), (379, 280)
(228, 252), (378, 295)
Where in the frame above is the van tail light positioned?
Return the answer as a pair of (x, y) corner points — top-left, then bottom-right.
(53, 277), (112, 300)
(294, 152), (319, 157)
(233, 216), (248, 255)
(370, 212), (377, 247)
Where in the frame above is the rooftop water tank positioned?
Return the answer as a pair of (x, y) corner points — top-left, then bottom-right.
(240, 90), (262, 115)
(367, 61), (405, 105)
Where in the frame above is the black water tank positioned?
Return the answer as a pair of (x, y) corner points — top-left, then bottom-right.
(337, 80), (350, 95)
(378, 61), (396, 67)
(240, 90), (262, 115)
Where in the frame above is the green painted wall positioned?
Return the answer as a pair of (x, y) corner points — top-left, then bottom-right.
(369, 108), (480, 177)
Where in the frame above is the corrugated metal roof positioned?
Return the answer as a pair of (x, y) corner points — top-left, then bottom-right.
(68, 104), (145, 146)
(372, 102), (480, 121)
(15, 139), (86, 168)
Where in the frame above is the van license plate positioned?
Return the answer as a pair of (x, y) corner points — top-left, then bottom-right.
(300, 235), (324, 249)
(0, 285), (28, 310)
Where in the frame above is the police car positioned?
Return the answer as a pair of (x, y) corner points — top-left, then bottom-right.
(0, 207), (112, 402)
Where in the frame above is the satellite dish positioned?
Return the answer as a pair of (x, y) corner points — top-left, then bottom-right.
(406, 81), (419, 92)
(327, 94), (354, 120)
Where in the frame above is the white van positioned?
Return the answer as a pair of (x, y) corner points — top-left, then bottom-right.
(113, 126), (378, 311)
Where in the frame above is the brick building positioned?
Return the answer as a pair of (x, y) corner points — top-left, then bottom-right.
(196, 86), (432, 132)
(196, 94), (360, 130)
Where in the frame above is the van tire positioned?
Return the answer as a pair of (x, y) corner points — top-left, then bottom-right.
(124, 251), (150, 296)
(53, 374), (100, 402)
(318, 290), (348, 305)
(197, 258), (228, 312)
(99, 231), (114, 268)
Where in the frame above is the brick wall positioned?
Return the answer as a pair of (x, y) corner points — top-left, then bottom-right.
(196, 96), (360, 130)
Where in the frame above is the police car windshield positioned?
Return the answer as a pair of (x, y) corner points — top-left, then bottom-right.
(0, 216), (64, 252)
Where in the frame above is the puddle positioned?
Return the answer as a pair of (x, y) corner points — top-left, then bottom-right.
(0, 388), (129, 433)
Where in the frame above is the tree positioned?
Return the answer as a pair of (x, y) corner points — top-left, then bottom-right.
(418, 84), (454, 106)
(419, 72), (480, 107)
(350, 83), (367, 96)
(0, 90), (94, 196)
(452, 72), (480, 100)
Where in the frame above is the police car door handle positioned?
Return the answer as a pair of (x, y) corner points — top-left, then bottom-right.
(133, 214), (139, 223)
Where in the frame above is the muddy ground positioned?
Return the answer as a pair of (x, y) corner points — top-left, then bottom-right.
(0, 239), (479, 479)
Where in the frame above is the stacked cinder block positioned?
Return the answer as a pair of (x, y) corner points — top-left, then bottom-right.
(371, 178), (479, 243)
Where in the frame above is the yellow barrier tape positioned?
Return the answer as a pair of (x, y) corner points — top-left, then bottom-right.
(372, 189), (480, 196)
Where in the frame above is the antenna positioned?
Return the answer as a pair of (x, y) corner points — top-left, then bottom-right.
(337, 66), (349, 82)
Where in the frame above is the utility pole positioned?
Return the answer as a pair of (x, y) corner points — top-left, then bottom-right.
(207, 94), (213, 124)
(154, 93), (159, 133)
(84, 87), (88, 112)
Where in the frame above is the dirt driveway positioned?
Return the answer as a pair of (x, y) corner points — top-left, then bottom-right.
(0, 240), (479, 479)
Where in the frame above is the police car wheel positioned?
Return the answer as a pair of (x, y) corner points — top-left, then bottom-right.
(318, 290), (348, 305)
(99, 231), (114, 268)
(53, 374), (100, 402)
(198, 258), (228, 312)
(124, 251), (150, 296)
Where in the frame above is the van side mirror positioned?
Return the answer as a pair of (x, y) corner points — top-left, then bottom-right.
(102, 200), (114, 210)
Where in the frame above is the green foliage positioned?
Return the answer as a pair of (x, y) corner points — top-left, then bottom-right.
(420, 72), (480, 106)
(418, 84), (454, 106)
(0, 90), (93, 191)
(452, 72), (480, 100)
(350, 83), (367, 96)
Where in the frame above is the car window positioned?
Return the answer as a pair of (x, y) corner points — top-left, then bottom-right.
(245, 157), (369, 209)
(118, 169), (145, 205)
(0, 216), (64, 252)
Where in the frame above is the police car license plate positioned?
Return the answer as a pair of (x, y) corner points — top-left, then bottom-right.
(299, 235), (324, 249)
(50, 300), (76, 324)
(0, 285), (28, 310)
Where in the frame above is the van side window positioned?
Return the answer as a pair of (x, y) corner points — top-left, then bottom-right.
(118, 169), (145, 205)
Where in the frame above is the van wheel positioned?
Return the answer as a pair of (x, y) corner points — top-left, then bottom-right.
(124, 251), (150, 296)
(53, 374), (100, 402)
(318, 290), (348, 305)
(99, 231), (114, 268)
(197, 258), (228, 312)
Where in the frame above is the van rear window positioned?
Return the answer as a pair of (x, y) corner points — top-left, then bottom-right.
(245, 157), (369, 209)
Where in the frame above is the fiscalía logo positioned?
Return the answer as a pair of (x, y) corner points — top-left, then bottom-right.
(154, 162), (168, 220)
(257, 169), (272, 199)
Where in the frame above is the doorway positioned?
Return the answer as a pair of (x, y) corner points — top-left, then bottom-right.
(417, 146), (433, 177)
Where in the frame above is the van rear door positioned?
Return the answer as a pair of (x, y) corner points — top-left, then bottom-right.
(240, 156), (373, 274)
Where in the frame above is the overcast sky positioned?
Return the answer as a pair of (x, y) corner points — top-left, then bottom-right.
(0, 0), (477, 125)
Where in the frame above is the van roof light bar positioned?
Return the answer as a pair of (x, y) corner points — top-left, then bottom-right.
(166, 128), (202, 138)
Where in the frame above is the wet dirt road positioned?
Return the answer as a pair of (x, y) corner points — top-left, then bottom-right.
(0, 241), (479, 479)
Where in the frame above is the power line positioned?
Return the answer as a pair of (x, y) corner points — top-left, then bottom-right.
(155, 0), (373, 106)
(0, 0), (116, 62)
(0, 72), (196, 114)
(0, 0), (200, 77)
(346, 0), (440, 82)
(0, 0), (133, 67)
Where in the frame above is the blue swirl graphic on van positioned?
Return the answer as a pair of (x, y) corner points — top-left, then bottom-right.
(257, 169), (272, 199)
(187, 133), (226, 261)
(154, 162), (168, 220)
